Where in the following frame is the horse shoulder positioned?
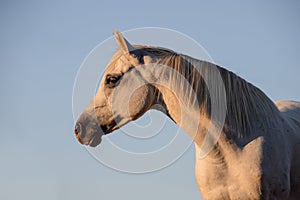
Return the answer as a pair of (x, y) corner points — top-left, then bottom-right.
(195, 138), (265, 199)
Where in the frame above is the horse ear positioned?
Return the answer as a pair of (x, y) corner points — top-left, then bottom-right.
(113, 30), (135, 53)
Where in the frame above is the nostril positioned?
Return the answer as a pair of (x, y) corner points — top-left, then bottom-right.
(74, 123), (81, 135)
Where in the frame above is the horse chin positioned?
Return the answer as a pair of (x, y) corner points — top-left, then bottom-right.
(82, 127), (119, 148)
(87, 134), (102, 147)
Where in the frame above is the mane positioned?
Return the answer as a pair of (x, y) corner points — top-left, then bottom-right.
(137, 46), (281, 138)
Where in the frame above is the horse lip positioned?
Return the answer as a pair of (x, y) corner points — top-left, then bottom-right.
(88, 135), (96, 146)
(76, 134), (83, 144)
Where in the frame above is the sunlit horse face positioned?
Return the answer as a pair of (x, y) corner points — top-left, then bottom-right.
(74, 31), (157, 147)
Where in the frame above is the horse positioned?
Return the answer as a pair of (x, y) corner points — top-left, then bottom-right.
(74, 30), (300, 199)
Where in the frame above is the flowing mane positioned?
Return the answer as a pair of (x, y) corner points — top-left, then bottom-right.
(136, 46), (281, 138)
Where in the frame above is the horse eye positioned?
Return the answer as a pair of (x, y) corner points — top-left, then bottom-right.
(105, 74), (121, 88)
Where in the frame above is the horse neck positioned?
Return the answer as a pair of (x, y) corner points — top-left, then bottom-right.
(151, 54), (280, 159)
(154, 79), (241, 164)
(153, 83), (202, 138)
(151, 55), (227, 145)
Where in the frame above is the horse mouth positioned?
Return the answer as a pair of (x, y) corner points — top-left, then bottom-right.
(101, 121), (118, 135)
(102, 125), (116, 135)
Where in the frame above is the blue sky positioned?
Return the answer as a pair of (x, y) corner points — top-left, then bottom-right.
(0, 1), (300, 200)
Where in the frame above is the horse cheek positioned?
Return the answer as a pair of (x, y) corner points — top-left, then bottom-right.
(128, 86), (151, 120)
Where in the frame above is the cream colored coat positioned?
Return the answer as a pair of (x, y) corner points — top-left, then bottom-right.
(75, 30), (300, 199)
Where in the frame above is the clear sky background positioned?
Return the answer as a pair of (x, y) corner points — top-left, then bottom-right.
(1, 1), (300, 200)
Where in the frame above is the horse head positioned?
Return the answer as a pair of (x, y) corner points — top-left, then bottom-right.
(74, 30), (159, 147)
